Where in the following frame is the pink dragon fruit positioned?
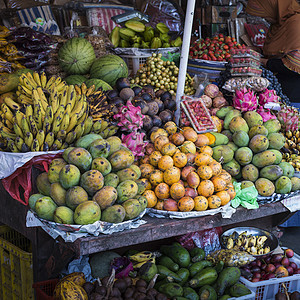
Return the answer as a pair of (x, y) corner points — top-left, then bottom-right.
(256, 106), (277, 122)
(121, 131), (148, 158)
(258, 89), (280, 106)
(114, 100), (144, 131)
(277, 104), (300, 131)
(233, 87), (258, 112)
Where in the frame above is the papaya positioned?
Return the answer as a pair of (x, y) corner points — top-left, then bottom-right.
(189, 260), (213, 277)
(176, 268), (190, 286)
(216, 267), (241, 296)
(157, 256), (179, 272)
(189, 267), (218, 288)
(229, 283), (251, 297)
(157, 265), (181, 282)
(189, 247), (205, 262)
(183, 287), (199, 300)
(138, 262), (157, 282)
(198, 285), (217, 300)
(158, 283), (183, 298)
(160, 242), (191, 268)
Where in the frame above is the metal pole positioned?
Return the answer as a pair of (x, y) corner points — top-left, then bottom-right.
(175, 0), (196, 125)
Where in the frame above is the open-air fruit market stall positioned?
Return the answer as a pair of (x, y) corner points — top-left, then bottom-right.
(0, 0), (300, 299)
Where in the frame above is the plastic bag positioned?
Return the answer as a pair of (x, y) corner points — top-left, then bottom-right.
(193, 75), (210, 98)
(176, 227), (223, 255)
(207, 249), (255, 266)
(231, 181), (259, 209)
(1, 152), (62, 205)
(141, 0), (184, 35)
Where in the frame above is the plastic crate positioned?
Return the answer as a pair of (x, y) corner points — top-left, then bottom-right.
(120, 54), (151, 76)
(32, 279), (59, 300)
(240, 251), (300, 300)
(0, 225), (33, 300)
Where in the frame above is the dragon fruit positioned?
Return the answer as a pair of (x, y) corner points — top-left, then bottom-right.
(277, 104), (300, 131)
(256, 106), (277, 122)
(121, 131), (148, 158)
(114, 100), (144, 131)
(258, 89), (280, 106)
(233, 87), (258, 112)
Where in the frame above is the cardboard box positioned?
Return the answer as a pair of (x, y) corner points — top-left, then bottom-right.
(204, 6), (237, 24)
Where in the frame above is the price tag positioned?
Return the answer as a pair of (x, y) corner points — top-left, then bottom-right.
(281, 195), (300, 212)
(264, 102), (281, 111)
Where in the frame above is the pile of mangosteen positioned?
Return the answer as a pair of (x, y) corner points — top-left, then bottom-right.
(106, 77), (177, 137)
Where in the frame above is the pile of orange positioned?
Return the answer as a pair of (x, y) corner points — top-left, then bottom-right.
(138, 122), (236, 212)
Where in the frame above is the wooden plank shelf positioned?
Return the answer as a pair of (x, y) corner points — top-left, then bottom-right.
(69, 202), (290, 256)
(0, 180), (293, 281)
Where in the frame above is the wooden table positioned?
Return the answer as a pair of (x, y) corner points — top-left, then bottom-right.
(0, 181), (294, 282)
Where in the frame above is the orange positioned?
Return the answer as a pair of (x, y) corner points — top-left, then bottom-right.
(197, 165), (213, 180)
(154, 199), (164, 210)
(170, 182), (185, 200)
(194, 196), (208, 211)
(207, 195), (221, 209)
(143, 190), (157, 208)
(158, 155), (174, 171)
(155, 183), (170, 200)
(194, 153), (213, 166)
(197, 180), (214, 197)
(198, 145), (213, 156)
(178, 196), (195, 212)
(215, 190), (231, 206)
(173, 152), (188, 168)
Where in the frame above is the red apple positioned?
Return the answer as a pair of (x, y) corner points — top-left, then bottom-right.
(261, 263), (267, 270)
(253, 272), (261, 279)
(294, 268), (300, 274)
(250, 261), (257, 267)
(266, 264), (276, 273)
(281, 257), (290, 267)
(285, 249), (294, 258)
(290, 262), (298, 270)
(274, 262), (281, 269)
(256, 260), (262, 268)
(252, 278), (260, 282)
(286, 266), (294, 275)
(271, 254), (283, 263)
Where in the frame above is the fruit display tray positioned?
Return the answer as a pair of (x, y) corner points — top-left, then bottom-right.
(180, 95), (217, 133)
(240, 250), (300, 300)
(230, 58), (261, 68)
(230, 48), (261, 59)
(231, 66), (262, 77)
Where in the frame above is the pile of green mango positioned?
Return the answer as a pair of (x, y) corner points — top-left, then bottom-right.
(139, 242), (252, 299)
(29, 134), (148, 225)
(109, 20), (182, 49)
(211, 107), (300, 196)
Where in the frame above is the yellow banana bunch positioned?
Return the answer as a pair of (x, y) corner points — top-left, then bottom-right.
(129, 251), (156, 270)
(129, 251), (155, 262)
(0, 72), (120, 152)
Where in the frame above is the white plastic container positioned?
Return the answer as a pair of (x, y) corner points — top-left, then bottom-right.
(240, 251), (300, 300)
